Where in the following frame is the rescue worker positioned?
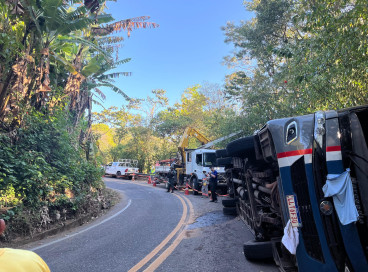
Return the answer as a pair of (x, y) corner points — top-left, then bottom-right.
(209, 166), (218, 202)
(201, 171), (209, 198)
(167, 167), (176, 193)
(150, 165), (155, 180)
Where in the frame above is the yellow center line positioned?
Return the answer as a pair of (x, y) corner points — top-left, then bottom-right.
(106, 178), (195, 272)
(128, 193), (188, 272)
(143, 194), (195, 272)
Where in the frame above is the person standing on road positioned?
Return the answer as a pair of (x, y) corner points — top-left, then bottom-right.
(201, 171), (209, 198)
(0, 219), (51, 272)
(150, 165), (155, 176)
(167, 167), (176, 193)
(209, 166), (218, 202)
(150, 165), (155, 181)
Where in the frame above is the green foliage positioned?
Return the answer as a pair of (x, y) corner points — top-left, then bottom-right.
(223, 0), (368, 127)
(0, 0), (157, 240)
(153, 86), (207, 139)
(0, 109), (103, 217)
(93, 85), (242, 172)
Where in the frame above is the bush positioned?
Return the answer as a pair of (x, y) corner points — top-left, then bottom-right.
(0, 109), (105, 240)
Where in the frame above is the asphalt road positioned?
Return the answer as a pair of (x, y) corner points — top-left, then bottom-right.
(25, 177), (278, 272)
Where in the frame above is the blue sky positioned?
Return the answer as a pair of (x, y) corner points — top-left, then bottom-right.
(93, 0), (252, 112)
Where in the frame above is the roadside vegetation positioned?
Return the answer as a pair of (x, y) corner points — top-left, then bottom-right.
(0, 0), (157, 241)
(222, 0), (368, 131)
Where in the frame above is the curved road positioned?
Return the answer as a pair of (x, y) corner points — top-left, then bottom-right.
(26, 177), (278, 272)
(30, 178), (189, 272)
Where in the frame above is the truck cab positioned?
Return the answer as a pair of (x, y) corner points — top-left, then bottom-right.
(186, 149), (225, 193)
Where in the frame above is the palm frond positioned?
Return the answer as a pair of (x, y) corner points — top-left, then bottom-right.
(19, 0), (43, 41)
(98, 72), (131, 80)
(94, 88), (106, 100)
(91, 26), (114, 36)
(107, 16), (159, 36)
(91, 13), (114, 24)
(86, 82), (109, 90)
(124, 16), (151, 22)
(91, 98), (106, 109)
(103, 44), (122, 52)
(113, 58), (131, 66)
(97, 36), (124, 45)
(50, 49), (79, 75)
(100, 82), (130, 101)
(58, 17), (95, 35)
(99, 79), (115, 84)
(58, 36), (112, 61)
(92, 94), (105, 105)
(89, 58), (130, 78)
(92, 16), (159, 37)
(66, 6), (88, 21)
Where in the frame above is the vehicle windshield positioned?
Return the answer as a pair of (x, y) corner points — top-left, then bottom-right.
(203, 153), (217, 167)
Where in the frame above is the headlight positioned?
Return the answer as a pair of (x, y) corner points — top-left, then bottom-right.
(320, 200), (333, 215)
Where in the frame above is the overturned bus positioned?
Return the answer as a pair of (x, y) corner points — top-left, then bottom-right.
(217, 105), (368, 271)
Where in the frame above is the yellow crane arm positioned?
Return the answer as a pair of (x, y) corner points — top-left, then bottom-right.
(177, 127), (210, 163)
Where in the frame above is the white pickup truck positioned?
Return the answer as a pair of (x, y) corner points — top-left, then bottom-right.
(105, 159), (139, 179)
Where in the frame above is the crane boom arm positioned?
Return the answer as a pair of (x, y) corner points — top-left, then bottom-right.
(178, 127), (209, 150)
(199, 130), (242, 149)
(177, 127), (210, 163)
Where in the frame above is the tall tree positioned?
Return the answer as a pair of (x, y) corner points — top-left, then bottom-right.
(223, 0), (368, 129)
(154, 85), (207, 139)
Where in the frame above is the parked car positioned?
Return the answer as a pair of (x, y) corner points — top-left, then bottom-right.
(105, 159), (139, 179)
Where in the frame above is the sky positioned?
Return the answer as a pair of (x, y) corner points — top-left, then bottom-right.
(93, 0), (253, 112)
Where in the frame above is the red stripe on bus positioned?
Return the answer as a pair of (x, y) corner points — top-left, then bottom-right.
(326, 146), (341, 152)
(277, 149), (313, 159)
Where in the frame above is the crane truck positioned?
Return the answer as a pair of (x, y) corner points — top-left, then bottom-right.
(155, 127), (241, 194)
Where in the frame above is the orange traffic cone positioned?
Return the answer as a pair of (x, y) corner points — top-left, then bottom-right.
(153, 181), (156, 187)
(185, 183), (189, 195)
(148, 176), (152, 184)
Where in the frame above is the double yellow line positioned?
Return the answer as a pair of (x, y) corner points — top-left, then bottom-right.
(128, 192), (194, 272)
